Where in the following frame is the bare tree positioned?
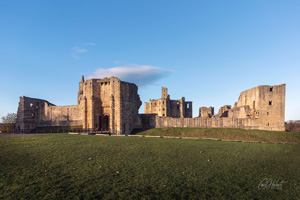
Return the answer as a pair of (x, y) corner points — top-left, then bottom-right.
(0, 113), (17, 133)
(1, 113), (17, 123)
(285, 120), (300, 132)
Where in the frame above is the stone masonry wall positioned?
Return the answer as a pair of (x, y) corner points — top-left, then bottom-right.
(137, 84), (286, 131)
(16, 80), (285, 133)
(236, 84), (285, 131)
(45, 105), (82, 126)
(15, 96), (82, 132)
(199, 107), (214, 118)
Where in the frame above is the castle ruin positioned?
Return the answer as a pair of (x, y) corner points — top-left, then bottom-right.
(144, 87), (192, 118)
(136, 84), (286, 131)
(15, 76), (141, 134)
(15, 76), (286, 133)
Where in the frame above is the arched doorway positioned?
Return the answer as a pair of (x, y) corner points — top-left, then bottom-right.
(99, 115), (109, 131)
(103, 115), (109, 131)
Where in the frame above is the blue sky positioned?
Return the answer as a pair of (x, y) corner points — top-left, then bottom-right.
(0, 0), (299, 121)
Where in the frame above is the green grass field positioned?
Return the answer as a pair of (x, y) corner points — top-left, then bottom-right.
(137, 127), (300, 144)
(1, 133), (300, 199)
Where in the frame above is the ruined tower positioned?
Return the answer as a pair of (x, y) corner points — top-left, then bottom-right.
(144, 87), (192, 118)
(77, 76), (142, 134)
(234, 84), (286, 131)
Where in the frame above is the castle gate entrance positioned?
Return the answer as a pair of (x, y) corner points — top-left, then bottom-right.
(99, 115), (109, 131)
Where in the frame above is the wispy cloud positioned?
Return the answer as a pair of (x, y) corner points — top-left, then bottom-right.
(88, 64), (173, 86)
(69, 46), (88, 59)
(68, 54), (80, 59)
(72, 46), (88, 54)
(85, 42), (96, 46)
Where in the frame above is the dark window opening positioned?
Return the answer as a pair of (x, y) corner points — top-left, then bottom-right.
(267, 123), (269, 126)
(177, 105), (180, 109)
(270, 87), (273, 92)
(267, 112), (269, 115)
(253, 101), (255, 109)
(163, 114), (165, 117)
(269, 101), (272, 105)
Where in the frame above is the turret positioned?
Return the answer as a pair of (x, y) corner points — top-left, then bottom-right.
(162, 87), (168, 99)
(78, 75), (84, 104)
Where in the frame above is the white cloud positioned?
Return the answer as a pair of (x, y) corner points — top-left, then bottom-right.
(88, 64), (173, 86)
(72, 46), (88, 54)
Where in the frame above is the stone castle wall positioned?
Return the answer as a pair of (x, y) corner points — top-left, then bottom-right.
(135, 115), (260, 130)
(235, 84), (285, 130)
(15, 96), (82, 132)
(137, 84), (286, 131)
(15, 77), (286, 133)
(199, 107), (214, 118)
(154, 117), (260, 130)
(45, 105), (82, 126)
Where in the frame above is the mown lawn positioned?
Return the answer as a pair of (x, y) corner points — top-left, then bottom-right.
(1, 134), (300, 199)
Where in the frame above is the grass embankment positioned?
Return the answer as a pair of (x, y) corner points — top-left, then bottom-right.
(32, 126), (83, 133)
(137, 128), (300, 144)
(1, 134), (300, 199)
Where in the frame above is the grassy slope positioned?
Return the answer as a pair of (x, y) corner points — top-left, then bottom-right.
(137, 128), (300, 144)
(32, 126), (83, 133)
(1, 134), (300, 199)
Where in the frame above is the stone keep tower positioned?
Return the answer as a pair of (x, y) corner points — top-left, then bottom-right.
(236, 84), (286, 131)
(144, 87), (193, 118)
(77, 76), (142, 134)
